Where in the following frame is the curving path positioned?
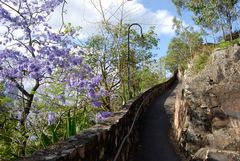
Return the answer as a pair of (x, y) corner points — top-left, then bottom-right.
(134, 81), (181, 161)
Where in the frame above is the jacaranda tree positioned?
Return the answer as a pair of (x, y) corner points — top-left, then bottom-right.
(0, 0), (102, 158)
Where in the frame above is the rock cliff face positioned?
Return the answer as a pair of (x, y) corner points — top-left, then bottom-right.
(174, 45), (240, 161)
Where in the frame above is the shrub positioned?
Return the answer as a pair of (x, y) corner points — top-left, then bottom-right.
(217, 38), (240, 49)
(192, 53), (210, 73)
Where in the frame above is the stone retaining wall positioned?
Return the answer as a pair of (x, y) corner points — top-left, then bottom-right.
(18, 72), (178, 161)
(174, 45), (240, 161)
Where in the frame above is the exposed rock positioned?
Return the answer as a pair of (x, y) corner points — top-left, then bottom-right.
(175, 45), (240, 160)
(193, 148), (240, 161)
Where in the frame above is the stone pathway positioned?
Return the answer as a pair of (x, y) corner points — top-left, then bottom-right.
(133, 81), (181, 161)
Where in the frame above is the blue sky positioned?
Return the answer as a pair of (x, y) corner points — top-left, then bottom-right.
(140, 0), (177, 58)
(140, 0), (178, 14)
(50, 0), (194, 59)
(139, 0), (194, 58)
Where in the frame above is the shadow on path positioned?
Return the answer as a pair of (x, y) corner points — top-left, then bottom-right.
(134, 81), (181, 161)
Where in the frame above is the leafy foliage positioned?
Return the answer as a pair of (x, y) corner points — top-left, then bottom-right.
(172, 0), (240, 41)
(85, 23), (159, 107)
(192, 53), (210, 73)
(164, 19), (203, 72)
(137, 66), (164, 91)
(217, 38), (240, 49)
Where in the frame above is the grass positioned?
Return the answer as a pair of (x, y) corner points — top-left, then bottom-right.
(216, 38), (240, 49)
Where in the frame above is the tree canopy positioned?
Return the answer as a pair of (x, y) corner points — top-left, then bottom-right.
(172, 0), (240, 40)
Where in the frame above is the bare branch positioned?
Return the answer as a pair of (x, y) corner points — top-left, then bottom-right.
(0, 0), (25, 19)
(59, 0), (67, 33)
(9, 78), (31, 98)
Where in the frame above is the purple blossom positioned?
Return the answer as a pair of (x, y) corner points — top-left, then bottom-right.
(77, 50), (84, 55)
(99, 88), (107, 97)
(92, 101), (102, 107)
(88, 88), (96, 98)
(47, 67), (52, 74)
(28, 64), (36, 69)
(0, 0), (104, 116)
(79, 81), (86, 88)
(71, 56), (82, 65)
(57, 94), (66, 105)
(95, 111), (113, 122)
(48, 111), (56, 126)
(91, 76), (102, 86)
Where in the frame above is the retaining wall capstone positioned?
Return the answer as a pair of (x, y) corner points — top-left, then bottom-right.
(18, 71), (178, 161)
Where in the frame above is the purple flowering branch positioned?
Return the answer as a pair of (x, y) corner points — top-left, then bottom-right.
(0, 0), (103, 156)
(0, 0), (107, 157)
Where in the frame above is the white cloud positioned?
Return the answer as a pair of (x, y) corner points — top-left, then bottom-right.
(48, 0), (175, 39)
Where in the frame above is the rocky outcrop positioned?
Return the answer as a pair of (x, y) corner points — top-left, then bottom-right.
(174, 45), (240, 161)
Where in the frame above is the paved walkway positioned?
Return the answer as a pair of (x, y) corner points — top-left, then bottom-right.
(134, 82), (181, 161)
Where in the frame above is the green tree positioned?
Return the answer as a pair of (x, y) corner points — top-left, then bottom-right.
(85, 23), (158, 109)
(136, 62), (166, 92)
(172, 0), (240, 41)
(164, 19), (202, 72)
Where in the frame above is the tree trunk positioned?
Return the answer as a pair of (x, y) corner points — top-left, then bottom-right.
(221, 24), (226, 41)
(19, 97), (32, 156)
(211, 30), (217, 44)
(216, 5), (226, 40)
(105, 95), (111, 111)
(227, 13), (233, 41)
(17, 79), (39, 157)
